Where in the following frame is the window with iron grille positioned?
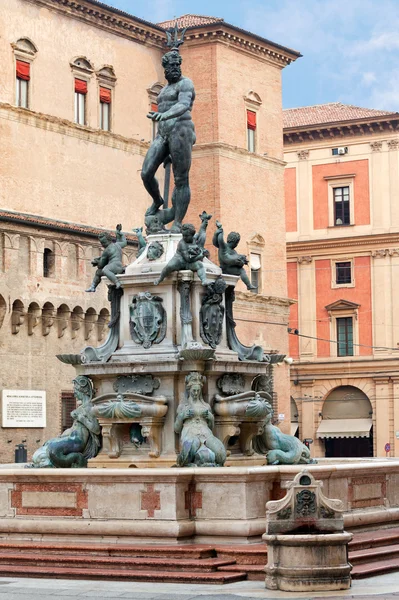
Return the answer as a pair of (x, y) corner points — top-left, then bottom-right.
(337, 317), (354, 357)
(61, 391), (76, 432)
(334, 186), (350, 225)
(336, 261), (352, 285)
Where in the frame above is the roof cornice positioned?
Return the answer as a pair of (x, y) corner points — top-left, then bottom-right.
(182, 22), (300, 67)
(284, 114), (399, 144)
(25, 0), (300, 66)
(287, 231), (399, 255)
(25, 0), (166, 48)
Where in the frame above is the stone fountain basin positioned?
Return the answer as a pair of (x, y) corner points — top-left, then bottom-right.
(263, 531), (353, 592)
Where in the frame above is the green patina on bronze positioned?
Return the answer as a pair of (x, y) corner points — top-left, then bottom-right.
(31, 376), (101, 468)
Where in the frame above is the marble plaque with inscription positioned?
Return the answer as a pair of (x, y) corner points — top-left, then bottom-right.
(2, 390), (46, 428)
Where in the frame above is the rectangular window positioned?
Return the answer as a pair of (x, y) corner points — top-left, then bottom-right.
(74, 79), (87, 125)
(250, 253), (261, 294)
(336, 261), (352, 285)
(334, 186), (350, 226)
(99, 86), (111, 131)
(337, 317), (354, 357)
(247, 110), (256, 152)
(61, 391), (76, 432)
(16, 60), (30, 108)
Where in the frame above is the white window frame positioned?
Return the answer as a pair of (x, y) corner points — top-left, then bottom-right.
(331, 258), (355, 289)
(328, 307), (359, 358)
(250, 252), (261, 294)
(74, 91), (86, 125)
(247, 127), (256, 153)
(100, 99), (111, 131)
(325, 175), (355, 227)
(16, 77), (29, 108)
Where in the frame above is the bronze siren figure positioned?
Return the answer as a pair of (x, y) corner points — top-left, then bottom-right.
(142, 25), (196, 234)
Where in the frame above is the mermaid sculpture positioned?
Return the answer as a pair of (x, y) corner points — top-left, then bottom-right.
(31, 376), (101, 468)
(174, 372), (226, 467)
(253, 402), (311, 465)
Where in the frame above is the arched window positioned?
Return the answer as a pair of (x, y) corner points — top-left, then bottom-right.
(97, 67), (116, 132)
(43, 248), (55, 278)
(12, 38), (38, 109)
(244, 91), (262, 153)
(70, 57), (93, 126)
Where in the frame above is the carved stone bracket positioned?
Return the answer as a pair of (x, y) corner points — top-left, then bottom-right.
(101, 423), (123, 458)
(297, 256), (313, 264)
(42, 304), (55, 336)
(370, 141), (383, 151)
(141, 417), (164, 458)
(372, 249), (389, 258)
(388, 139), (399, 150)
(214, 417), (241, 451)
(297, 150), (309, 160)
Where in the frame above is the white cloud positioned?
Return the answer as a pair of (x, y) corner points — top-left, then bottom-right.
(242, 0), (399, 110)
(362, 72), (377, 86)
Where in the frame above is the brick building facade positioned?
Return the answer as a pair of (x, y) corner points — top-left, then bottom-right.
(284, 102), (399, 458)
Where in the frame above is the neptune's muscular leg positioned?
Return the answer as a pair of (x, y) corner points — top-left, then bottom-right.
(162, 121), (195, 233)
(141, 135), (169, 216)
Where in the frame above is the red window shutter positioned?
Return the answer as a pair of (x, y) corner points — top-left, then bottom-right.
(247, 110), (256, 131)
(100, 87), (111, 103)
(151, 103), (158, 112)
(16, 60), (30, 81)
(75, 79), (88, 95)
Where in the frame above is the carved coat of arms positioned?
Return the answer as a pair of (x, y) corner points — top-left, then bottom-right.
(199, 278), (227, 349)
(129, 292), (166, 349)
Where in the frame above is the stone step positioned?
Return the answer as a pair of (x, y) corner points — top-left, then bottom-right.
(349, 543), (399, 565)
(0, 541), (215, 559)
(349, 527), (399, 551)
(217, 564), (265, 580)
(0, 552), (235, 573)
(352, 557), (399, 579)
(214, 544), (268, 565)
(0, 563), (247, 584)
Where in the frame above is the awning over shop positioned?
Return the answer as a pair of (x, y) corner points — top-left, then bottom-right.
(291, 423), (299, 436)
(316, 418), (372, 439)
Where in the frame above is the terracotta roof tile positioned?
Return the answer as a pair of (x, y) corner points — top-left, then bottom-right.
(283, 102), (396, 129)
(0, 209), (137, 244)
(157, 14), (224, 29)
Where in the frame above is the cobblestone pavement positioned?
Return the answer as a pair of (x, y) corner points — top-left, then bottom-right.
(0, 574), (399, 600)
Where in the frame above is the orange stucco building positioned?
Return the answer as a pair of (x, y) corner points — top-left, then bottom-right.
(0, 1), (299, 462)
(284, 102), (399, 458)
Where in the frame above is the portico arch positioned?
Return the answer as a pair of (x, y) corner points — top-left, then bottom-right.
(317, 385), (373, 458)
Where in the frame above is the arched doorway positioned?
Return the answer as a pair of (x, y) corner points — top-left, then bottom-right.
(317, 385), (373, 458)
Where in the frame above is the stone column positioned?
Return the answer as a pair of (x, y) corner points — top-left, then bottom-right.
(296, 150), (312, 239)
(372, 249), (392, 356)
(370, 141), (390, 233)
(374, 376), (391, 457)
(297, 256), (317, 359)
(392, 378), (399, 457)
(388, 140), (399, 229)
(389, 249), (399, 353)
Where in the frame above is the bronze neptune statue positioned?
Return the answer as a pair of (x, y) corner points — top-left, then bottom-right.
(142, 29), (195, 233)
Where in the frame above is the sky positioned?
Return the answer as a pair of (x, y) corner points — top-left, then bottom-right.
(103, 0), (399, 111)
